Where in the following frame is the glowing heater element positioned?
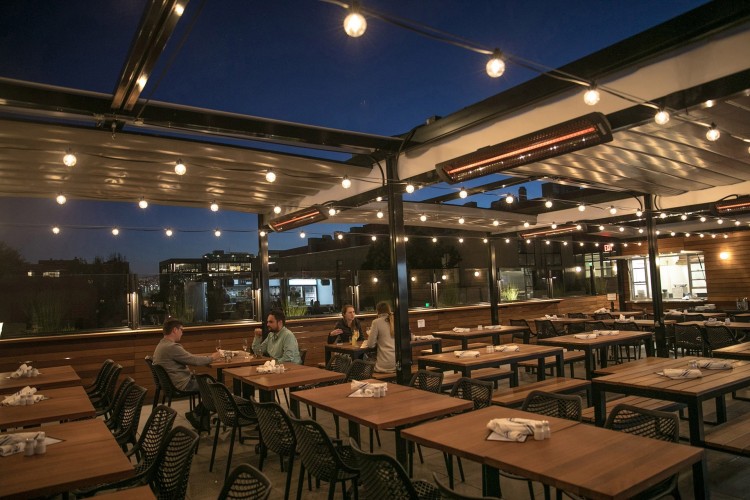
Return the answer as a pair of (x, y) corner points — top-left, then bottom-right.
(712, 196), (750, 216)
(435, 113), (612, 183)
(269, 205), (328, 232)
(520, 224), (582, 239)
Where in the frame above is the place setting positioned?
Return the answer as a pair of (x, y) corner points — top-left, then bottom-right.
(656, 359), (734, 379)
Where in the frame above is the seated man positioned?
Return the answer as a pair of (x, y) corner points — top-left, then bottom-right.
(153, 318), (221, 430)
(252, 309), (302, 364)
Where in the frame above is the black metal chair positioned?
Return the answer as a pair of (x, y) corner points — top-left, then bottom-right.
(195, 373), (219, 436)
(350, 439), (439, 500)
(279, 349), (308, 408)
(433, 472), (501, 499)
(534, 319), (563, 339)
(98, 376), (134, 424)
(218, 463), (273, 500)
(674, 324), (706, 356)
(583, 320), (607, 332)
(290, 417), (359, 500)
(89, 362), (122, 411)
(332, 359), (375, 439)
(509, 319), (533, 343)
(84, 359), (114, 395)
(684, 313), (706, 322)
(144, 356), (162, 409)
(613, 321), (643, 362)
(308, 353), (352, 419)
(150, 426), (200, 500)
(567, 313), (586, 318)
(209, 382), (259, 480)
(593, 313), (614, 320)
(110, 382), (148, 451)
(151, 362), (198, 411)
(704, 324), (738, 353)
(251, 399), (297, 500)
(521, 390), (583, 421)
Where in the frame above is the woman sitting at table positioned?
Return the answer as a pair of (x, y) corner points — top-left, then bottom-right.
(328, 304), (365, 344)
(365, 301), (396, 373)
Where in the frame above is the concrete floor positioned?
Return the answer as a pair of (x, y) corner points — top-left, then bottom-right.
(131, 365), (750, 500)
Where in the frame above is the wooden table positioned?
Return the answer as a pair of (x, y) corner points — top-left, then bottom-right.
(588, 311), (642, 318)
(401, 406), (706, 499)
(537, 331), (654, 380)
(712, 342), (750, 361)
(0, 385), (95, 429)
(591, 356), (750, 446)
(593, 356), (674, 376)
(0, 365), (81, 392)
(432, 326), (529, 349)
(291, 380), (472, 466)
(679, 321), (750, 330)
(202, 352), (271, 383)
(417, 344), (564, 383)
(324, 337), (443, 364)
(224, 363), (345, 416)
(601, 318), (675, 329)
(0, 419), (134, 498)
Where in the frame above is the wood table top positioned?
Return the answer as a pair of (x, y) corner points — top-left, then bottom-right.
(537, 330), (653, 348)
(713, 342), (750, 360)
(0, 419), (134, 498)
(291, 380), (473, 430)
(432, 325), (529, 339)
(203, 353), (272, 369)
(589, 311), (642, 317)
(593, 356), (677, 376)
(0, 385), (95, 428)
(0, 365), (81, 392)
(678, 321), (750, 329)
(223, 363), (345, 391)
(418, 344), (563, 368)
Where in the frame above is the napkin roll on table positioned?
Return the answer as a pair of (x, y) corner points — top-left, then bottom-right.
(659, 368), (703, 379)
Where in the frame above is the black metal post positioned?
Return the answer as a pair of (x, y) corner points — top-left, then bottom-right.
(386, 156), (412, 385)
(488, 236), (499, 325)
(257, 215), (270, 323)
(645, 195), (667, 357)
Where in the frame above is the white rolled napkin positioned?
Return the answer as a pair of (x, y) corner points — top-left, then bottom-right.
(454, 350), (481, 358)
(544, 314), (552, 319)
(1, 386), (45, 406)
(594, 308), (610, 314)
(695, 359), (733, 370)
(452, 327), (470, 333)
(574, 333), (597, 339)
(494, 344), (520, 352)
(413, 334), (436, 340)
(486, 418), (541, 442)
(348, 380), (387, 397)
(658, 368), (702, 379)
(484, 325), (503, 330)
(10, 364), (33, 379)
(256, 359), (277, 374)
(594, 330), (619, 336)
(0, 432), (38, 456)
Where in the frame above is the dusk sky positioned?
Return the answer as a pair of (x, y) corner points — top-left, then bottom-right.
(0, 0), (707, 274)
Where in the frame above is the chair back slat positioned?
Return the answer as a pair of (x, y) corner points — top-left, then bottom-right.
(151, 426), (199, 500)
(450, 377), (493, 410)
(521, 390), (582, 421)
(217, 464), (273, 500)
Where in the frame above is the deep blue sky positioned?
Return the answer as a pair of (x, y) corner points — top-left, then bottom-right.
(0, 0), (707, 274)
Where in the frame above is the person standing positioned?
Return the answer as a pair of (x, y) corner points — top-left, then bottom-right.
(365, 301), (396, 373)
(328, 304), (364, 344)
(252, 309), (302, 364)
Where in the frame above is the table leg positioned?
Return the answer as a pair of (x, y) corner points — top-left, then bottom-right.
(510, 363), (519, 387)
(462, 340), (469, 350)
(492, 333), (500, 345)
(584, 349), (595, 380)
(348, 420), (361, 448)
(289, 397), (300, 418)
(217, 367), (224, 384)
(325, 349), (332, 365)
(692, 456), (708, 499)
(537, 358), (546, 381)
(433, 341), (441, 354)
(592, 385), (606, 427)
(554, 352), (564, 379)
(395, 428), (408, 468)
(599, 347), (609, 370)
(259, 388), (274, 403)
(482, 464), (501, 498)
(687, 400), (705, 446)
(715, 395), (727, 424)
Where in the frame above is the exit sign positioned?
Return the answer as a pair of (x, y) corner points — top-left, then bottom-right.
(603, 244), (613, 252)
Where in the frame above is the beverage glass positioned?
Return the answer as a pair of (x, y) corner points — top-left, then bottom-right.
(242, 338), (248, 356)
(216, 339), (222, 352)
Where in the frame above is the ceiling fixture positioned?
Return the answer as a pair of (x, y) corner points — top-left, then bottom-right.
(435, 113), (612, 183)
(343, 3), (367, 37)
(174, 159), (186, 176)
(269, 205), (327, 232)
(210, 202), (219, 212)
(706, 123), (720, 141)
(609, 206), (617, 215)
(376, 210), (384, 219)
(583, 85), (600, 106)
(486, 49), (505, 78)
(654, 109), (670, 125)
(138, 198), (148, 209)
(63, 149), (77, 167)
(459, 188), (468, 198)
(405, 183), (415, 194)
(265, 169), (276, 183)
(112, 228), (120, 236)
(165, 228), (173, 237)
(56, 194), (67, 205)
(52, 226), (60, 234)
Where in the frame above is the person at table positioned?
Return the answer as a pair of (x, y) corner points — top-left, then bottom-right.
(252, 309), (302, 364)
(328, 304), (365, 344)
(365, 301), (396, 373)
(153, 318), (221, 430)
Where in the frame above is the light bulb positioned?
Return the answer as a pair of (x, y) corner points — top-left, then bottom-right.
(420, 214), (427, 222)
(343, 8), (366, 37)
(52, 226), (60, 234)
(563, 241), (568, 246)
(299, 231), (305, 238)
(474, 271), (480, 277)
(523, 221), (530, 228)
(685, 233), (691, 237)
(576, 224), (582, 230)
(578, 204), (586, 212)
(215, 229), (221, 237)
(63, 150), (77, 167)
(174, 159), (186, 175)
(619, 226), (625, 232)
(403, 236), (408, 242)
(699, 233), (704, 238)
(700, 216), (706, 222)
(259, 230), (266, 237)
(526, 239), (531, 244)
(717, 218), (724, 224)
(138, 198), (148, 209)
(595, 242), (599, 247)
(337, 233), (343, 240)
(432, 237), (437, 243)
(458, 217), (465, 224)
(545, 240), (550, 245)
(411, 276), (416, 282)
(483, 238), (488, 243)
(112, 228), (119, 236)
(174, 3), (184, 15)
(458, 237), (464, 243)
(328, 207), (336, 216)
(505, 238), (510, 243)
(341, 176), (351, 189)
(545, 200), (553, 208)
(579, 242), (584, 247)
(376, 196), (382, 202)
(265, 170), (276, 183)
(736, 220), (742, 226)
(56, 194), (67, 205)
(273, 205), (281, 214)
(405, 183), (415, 194)
(493, 220), (499, 226)
(654, 109), (670, 125)
(210, 202), (219, 212)
(583, 86), (600, 106)
(165, 228), (173, 237)
(459, 188), (468, 199)
(372, 277), (378, 283)
(599, 225), (605, 231)
(371, 235), (377, 241)
(680, 214), (687, 220)
(670, 232), (676, 236)
(551, 223), (557, 229)
(609, 206), (617, 215)
(656, 230), (661, 235)
(575, 266), (582, 273)
(660, 213), (667, 219)
(638, 228), (644, 234)
(724, 234), (729, 239)
(706, 123), (720, 141)
(505, 194), (514, 204)
(486, 49), (505, 78)
(636, 209), (643, 217)
(711, 234), (716, 238)
(376, 210), (384, 219)
(441, 275), (448, 281)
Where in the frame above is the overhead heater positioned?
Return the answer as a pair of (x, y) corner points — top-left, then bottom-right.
(436, 112), (613, 184)
(711, 196), (750, 216)
(269, 205), (327, 232)
(520, 224), (583, 239)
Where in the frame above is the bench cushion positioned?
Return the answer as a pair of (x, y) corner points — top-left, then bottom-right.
(492, 377), (590, 407)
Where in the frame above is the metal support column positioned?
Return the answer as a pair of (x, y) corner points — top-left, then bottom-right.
(257, 215), (271, 323)
(488, 236), (499, 325)
(386, 156), (412, 385)
(645, 195), (667, 357)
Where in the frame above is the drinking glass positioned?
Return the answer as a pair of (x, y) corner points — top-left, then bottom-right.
(215, 339), (222, 352)
(242, 338), (248, 354)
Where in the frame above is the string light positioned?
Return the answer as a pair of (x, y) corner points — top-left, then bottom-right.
(544, 199), (553, 208)
(138, 198), (148, 209)
(700, 216), (707, 222)
(420, 214), (427, 222)
(609, 206), (617, 215)
(328, 207), (336, 216)
(680, 214), (688, 220)
(483, 238), (488, 243)
(504, 238), (510, 243)
(210, 201), (219, 212)
(372, 277), (378, 283)
(551, 222), (557, 229)
(654, 109), (670, 125)
(545, 240), (550, 245)
(174, 159), (186, 175)
(376, 210), (384, 219)
(458, 217), (465, 224)
(505, 194), (514, 204)
(405, 183), (415, 193)
(432, 237), (438, 243)
(112, 228), (120, 236)
(735, 220), (741, 226)
(376, 196), (382, 202)
(706, 123), (720, 141)
(576, 224), (582, 230)
(493, 220), (499, 226)
(638, 228), (644, 234)
(523, 221), (530, 228)
(578, 204), (586, 212)
(299, 231), (305, 238)
(273, 205), (282, 214)
(636, 209), (643, 217)
(717, 218), (724, 224)
(404, 236), (409, 242)
(337, 233), (343, 240)
(371, 235), (377, 241)
(265, 169), (276, 183)
(56, 194), (67, 205)
(259, 229), (266, 237)
(563, 241), (568, 246)
(52, 226), (60, 234)
(526, 239), (531, 244)
(660, 213), (667, 219)
(619, 226), (625, 232)
(341, 176), (352, 189)
(63, 149), (77, 167)
(598, 225), (605, 231)
(474, 271), (480, 277)
(165, 228), (173, 237)
(583, 85), (600, 106)
(343, 4), (367, 37)
(458, 237), (464, 243)
(215, 229), (221, 237)
(486, 49), (505, 78)
(459, 188), (468, 199)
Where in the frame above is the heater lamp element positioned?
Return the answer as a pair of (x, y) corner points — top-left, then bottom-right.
(269, 205), (327, 232)
(520, 224), (583, 239)
(436, 113), (612, 184)
(711, 196), (750, 216)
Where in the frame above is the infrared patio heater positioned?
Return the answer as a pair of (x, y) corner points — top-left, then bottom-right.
(435, 112), (613, 184)
(269, 205), (328, 232)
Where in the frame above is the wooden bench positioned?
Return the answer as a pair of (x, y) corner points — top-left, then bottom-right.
(420, 342), (489, 356)
(704, 412), (750, 456)
(492, 377), (591, 408)
(517, 350), (586, 378)
(440, 367), (515, 391)
(581, 396), (684, 424)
